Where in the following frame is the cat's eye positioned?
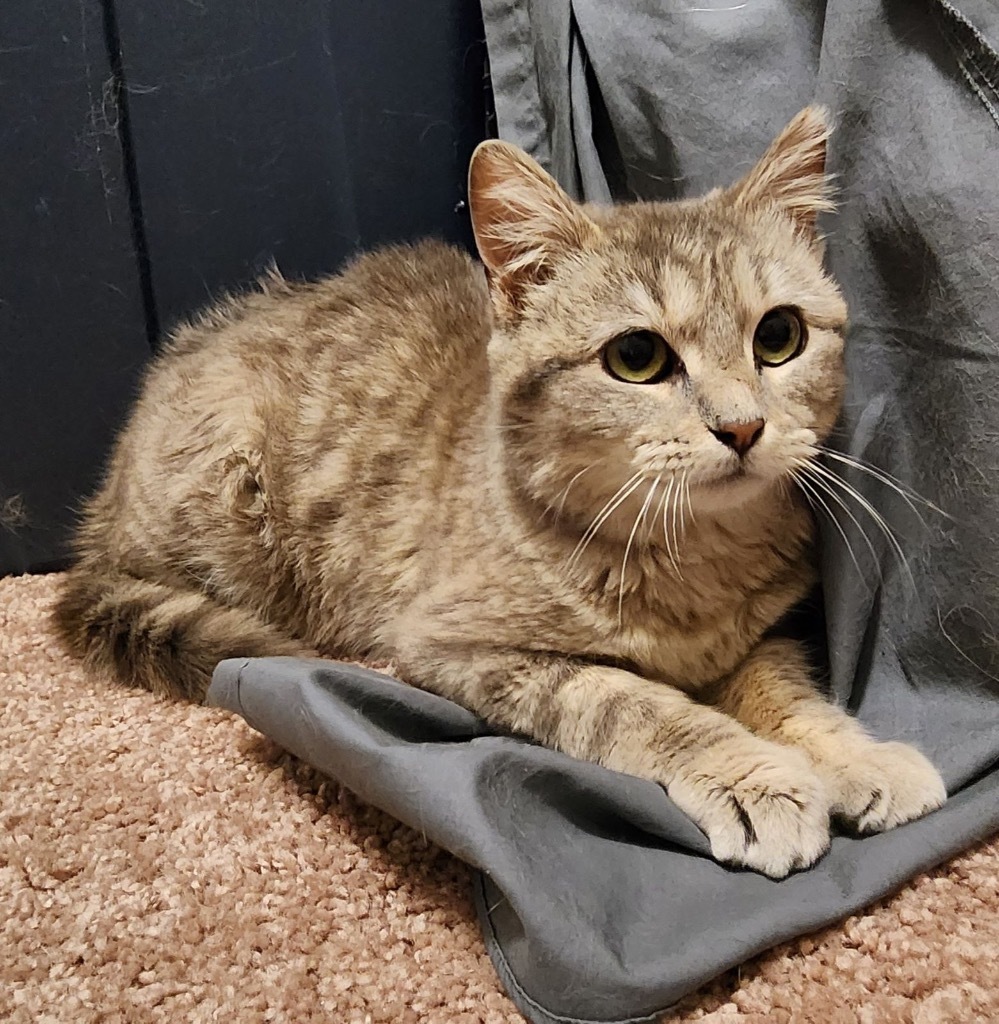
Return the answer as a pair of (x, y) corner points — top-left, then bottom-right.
(753, 307), (806, 366)
(603, 331), (675, 384)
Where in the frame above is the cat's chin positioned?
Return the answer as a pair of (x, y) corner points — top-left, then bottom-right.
(689, 470), (785, 515)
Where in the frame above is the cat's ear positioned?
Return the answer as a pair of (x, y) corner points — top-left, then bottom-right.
(728, 106), (835, 238)
(468, 141), (599, 314)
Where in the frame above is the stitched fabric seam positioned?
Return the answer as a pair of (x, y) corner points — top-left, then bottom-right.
(934, 0), (999, 127)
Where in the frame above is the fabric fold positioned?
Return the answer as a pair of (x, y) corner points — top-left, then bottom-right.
(209, 657), (999, 1024)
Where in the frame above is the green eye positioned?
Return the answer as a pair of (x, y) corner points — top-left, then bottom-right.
(753, 307), (806, 366)
(603, 331), (675, 384)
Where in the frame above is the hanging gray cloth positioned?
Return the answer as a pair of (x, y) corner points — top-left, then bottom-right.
(208, 2), (999, 1021)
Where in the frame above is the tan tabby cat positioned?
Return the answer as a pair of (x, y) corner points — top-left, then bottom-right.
(55, 107), (946, 878)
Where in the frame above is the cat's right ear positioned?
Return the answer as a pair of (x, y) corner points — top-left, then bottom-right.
(468, 141), (599, 318)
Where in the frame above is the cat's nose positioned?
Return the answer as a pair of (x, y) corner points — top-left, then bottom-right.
(710, 418), (765, 457)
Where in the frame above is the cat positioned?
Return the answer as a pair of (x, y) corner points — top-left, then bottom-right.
(54, 107), (946, 878)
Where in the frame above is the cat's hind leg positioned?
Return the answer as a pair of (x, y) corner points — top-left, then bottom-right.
(710, 637), (947, 834)
(53, 568), (310, 702)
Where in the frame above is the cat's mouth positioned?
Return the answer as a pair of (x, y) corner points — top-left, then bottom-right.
(701, 463), (752, 487)
(691, 462), (779, 506)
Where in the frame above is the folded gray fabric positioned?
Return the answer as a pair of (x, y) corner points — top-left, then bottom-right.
(212, 2), (999, 1021)
(208, 656), (998, 1023)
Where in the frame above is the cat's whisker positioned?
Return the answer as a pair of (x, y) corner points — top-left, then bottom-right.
(791, 464), (872, 586)
(679, 469), (691, 539)
(805, 459), (916, 590)
(568, 471), (646, 572)
(550, 463), (600, 522)
(658, 477), (675, 571)
(648, 478), (672, 546)
(660, 477), (683, 578)
(671, 470), (686, 576)
(619, 476), (661, 624)
(795, 460), (882, 573)
(816, 446), (948, 523)
(683, 470), (697, 528)
(578, 474), (649, 567)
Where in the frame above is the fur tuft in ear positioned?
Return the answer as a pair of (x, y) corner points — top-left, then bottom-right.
(729, 106), (835, 238)
(468, 141), (599, 315)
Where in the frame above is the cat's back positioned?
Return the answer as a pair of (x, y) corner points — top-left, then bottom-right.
(280, 242), (494, 644)
(118, 238), (488, 456)
(88, 240), (490, 578)
(289, 239), (492, 448)
(144, 239), (489, 425)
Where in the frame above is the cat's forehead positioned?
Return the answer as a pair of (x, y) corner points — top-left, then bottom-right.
(591, 200), (790, 278)
(587, 197), (739, 247)
(569, 199), (834, 331)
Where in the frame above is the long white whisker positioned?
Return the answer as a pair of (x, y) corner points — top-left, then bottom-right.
(647, 475), (674, 548)
(678, 469), (690, 541)
(652, 478), (671, 531)
(551, 463), (598, 521)
(671, 469), (685, 577)
(568, 471), (645, 571)
(659, 477), (679, 575)
(797, 460), (882, 569)
(642, 473), (663, 544)
(660, 477), (683, 578)
(683, 469), (696, 528)
(569, 477), (636, 568)
(817, 445), (936, 503)
(817, 446), (947, 522)
(619, 476), (661, 625)
(807, 460), (915, 590)
(792, 465), (871, 586)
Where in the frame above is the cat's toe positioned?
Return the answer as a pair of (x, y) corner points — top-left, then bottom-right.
(668, 747), (832, 879)
(821, 740), (947, 834)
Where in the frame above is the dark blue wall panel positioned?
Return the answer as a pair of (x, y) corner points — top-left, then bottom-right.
(0, 0), (150, 575)
(114, 0), (492, 337)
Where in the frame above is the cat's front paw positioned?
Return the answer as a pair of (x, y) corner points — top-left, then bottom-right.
(813, 740), (947, 834)
(666, 744), (831, 879)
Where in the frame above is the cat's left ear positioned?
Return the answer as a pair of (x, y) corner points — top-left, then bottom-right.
(468, 140), (600, 316)
(728, 106), (835, 239)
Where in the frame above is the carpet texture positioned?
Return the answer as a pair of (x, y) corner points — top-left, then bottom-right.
(2, 573), (997, 1024)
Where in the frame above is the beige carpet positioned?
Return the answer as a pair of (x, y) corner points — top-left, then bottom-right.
(2, 573), (997, 1024)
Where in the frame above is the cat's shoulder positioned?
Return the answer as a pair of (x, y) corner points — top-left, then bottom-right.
(328, 239), (487, 306)
(305, 240), (491, 354)
(160, 240), (488, 363)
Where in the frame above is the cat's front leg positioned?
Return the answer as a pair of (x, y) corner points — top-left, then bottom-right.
(398, 643), (832, 877)
(711, 637), (947, 834)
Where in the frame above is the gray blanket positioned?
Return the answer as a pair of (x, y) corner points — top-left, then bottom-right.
(208, 2), (999, 1021)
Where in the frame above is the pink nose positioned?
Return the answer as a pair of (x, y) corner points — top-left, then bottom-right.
(710, 418), (765, 457)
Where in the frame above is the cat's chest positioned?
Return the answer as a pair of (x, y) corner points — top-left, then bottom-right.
(578, 535), (813, 690)
(603, 599), (780, 691)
